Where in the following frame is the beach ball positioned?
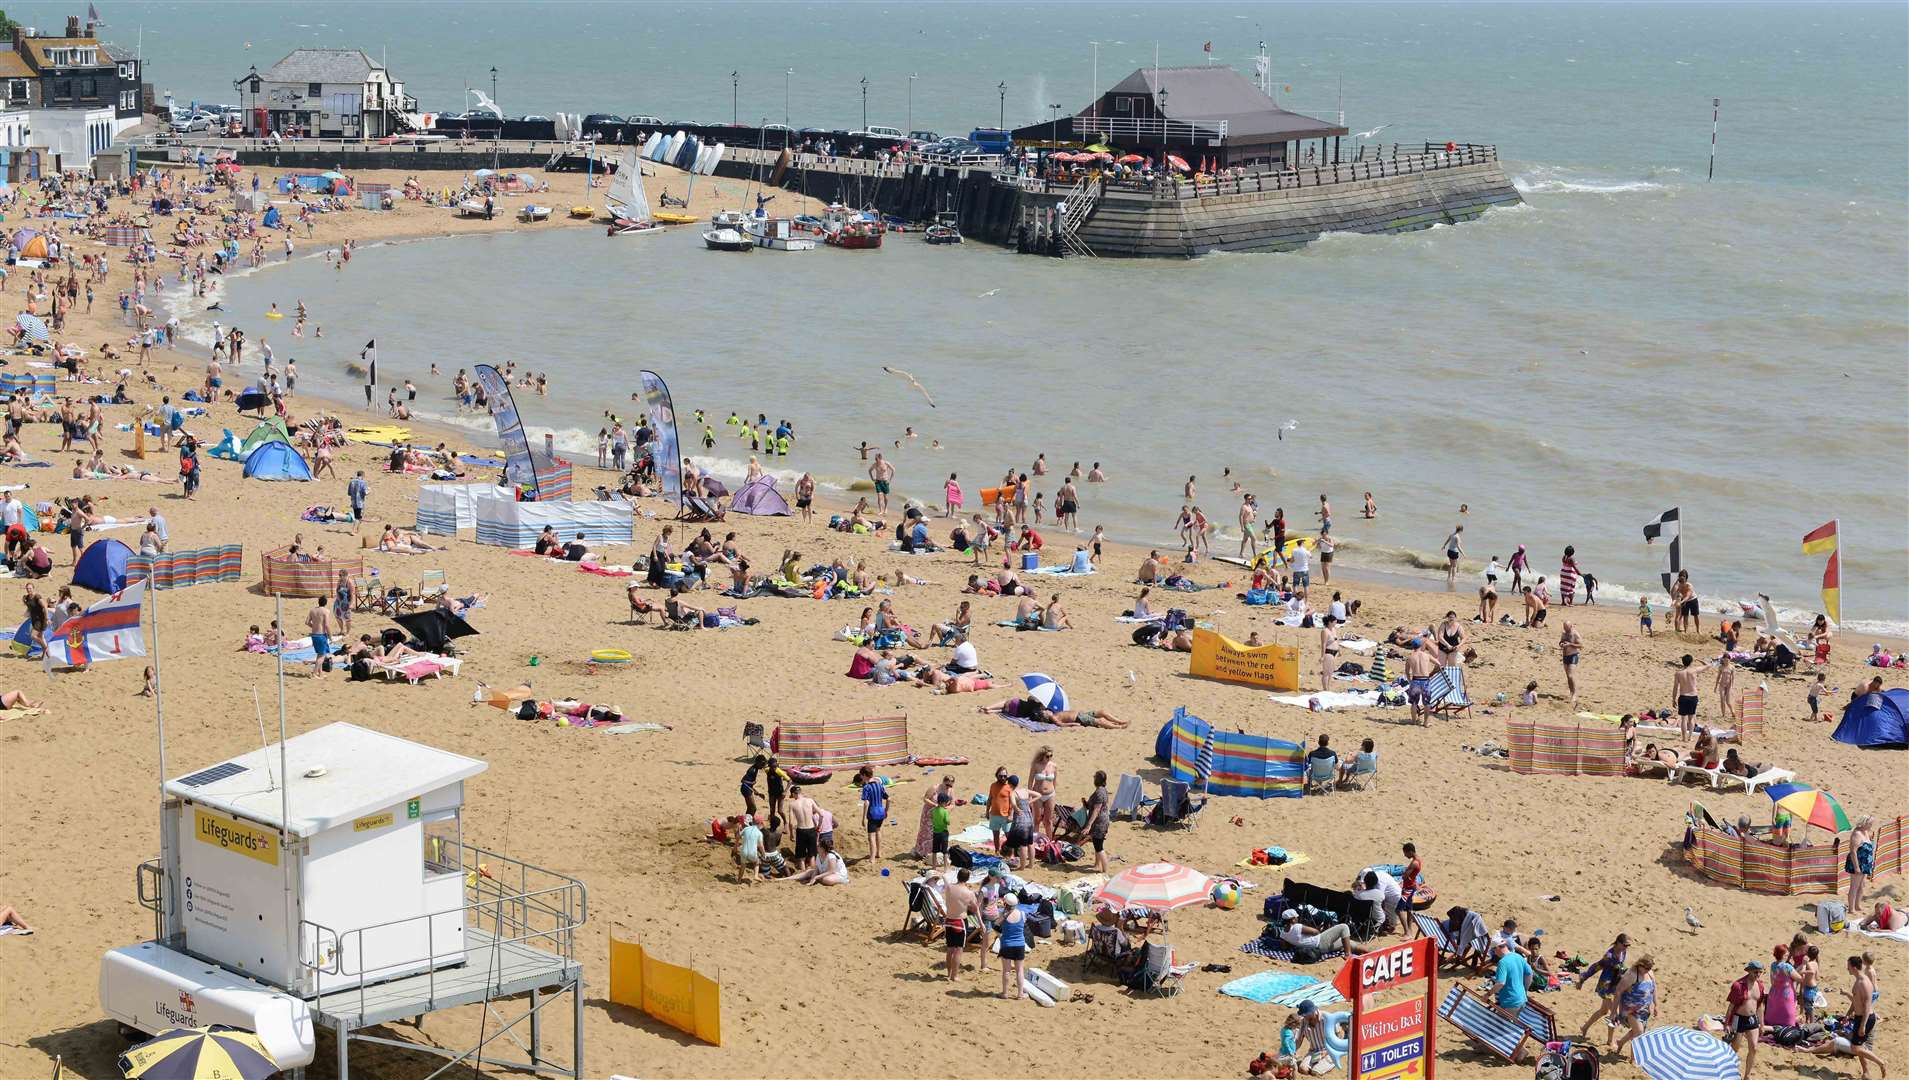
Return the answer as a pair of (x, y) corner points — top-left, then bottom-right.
(1212, 880), (1241, 910)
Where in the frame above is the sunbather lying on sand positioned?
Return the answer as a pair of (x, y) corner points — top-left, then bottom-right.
(978, 698), (1128, 729)
(378, 525), (439, 553)
(0, 689), (45, 710)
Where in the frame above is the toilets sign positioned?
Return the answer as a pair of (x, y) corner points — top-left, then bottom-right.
(1333, 938), (1436, 1080)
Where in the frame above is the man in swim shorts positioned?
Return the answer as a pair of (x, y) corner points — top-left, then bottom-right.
(785, 788), (819, 871)
(943, 869), (977, 980)
(869, 453), (895, 514)
(1405, 639), (1439, 725)
(1673, 654), (1701, 738)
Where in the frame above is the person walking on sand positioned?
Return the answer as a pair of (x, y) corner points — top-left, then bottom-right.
(868, 453), (895, 514)
(944, 473), (962, 518)
(942, 868), (977, 980)
(306, 596), (337, 677)
(1320, 615), (1341, 691)
(1508, 544), (1529, 592)
(1725, 960), (1767, 1076)
(1559, 621), (1583, 709)
(346, 470), (369, 524)
(1848, 815), (1876, 915)
(1673, 654), (1701, 738)
(1714, 654), (1739, 722)
(1083, 770), (1112, 873)
(856, 766), (888, 861)
(1577, 933), (1631, 1036)
(1443, 525), (1465, 589)
(1405, 638), (1439, 724)
(1237, 493), (1259, 560)
(1610, 957), (1657, 1054)
(795, 473), (815, 523)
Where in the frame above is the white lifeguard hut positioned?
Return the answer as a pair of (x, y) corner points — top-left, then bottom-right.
(100, 722), (587, 1079)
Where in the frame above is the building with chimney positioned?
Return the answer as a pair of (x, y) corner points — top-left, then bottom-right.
(3, 13), (151, 170)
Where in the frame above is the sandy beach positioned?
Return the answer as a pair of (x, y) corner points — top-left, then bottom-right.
(0, 159), (1902, 1080)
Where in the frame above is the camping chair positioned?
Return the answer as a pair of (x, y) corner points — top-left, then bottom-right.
(1109, 773), (1145, 820)
(1351, 895), (1387, 942)
(1085, 920), (1132, 974)
(1304, 755), (1338, 795)
(1131, 941), (1185, 997)
(348, 573), (379, 613)
(742, 722), (768, 755)
(1344, 751), (1380, 791)
(1148, 778), (1204, 830)
(414, 569), (449, 604)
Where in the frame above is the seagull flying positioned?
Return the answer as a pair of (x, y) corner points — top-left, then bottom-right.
(881, 366), (937, 408)
(1354, 124), (1391, 141)
(1684, 906), (1704, 929)
(1278, 419), (1298, 441)
(978, 288), (1001, 298)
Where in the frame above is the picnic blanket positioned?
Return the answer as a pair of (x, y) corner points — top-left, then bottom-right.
(1268, 690), (1379, 711)
(1851, 925), (1909, 943)
(1239, 935), (1349, 966)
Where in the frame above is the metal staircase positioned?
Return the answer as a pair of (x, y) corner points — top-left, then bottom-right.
(1055, 177), (1098, 258)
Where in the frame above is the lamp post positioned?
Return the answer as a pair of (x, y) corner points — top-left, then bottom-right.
(860, 76), (868, 131)
(1048, 103), (1061, 143)
(997, 81), (1006, 129)
(1157, 85), (1169, 145)
(907, 73), (917, 137)
(731, 71), (738, 125)
(490, 66), (499, 172)
(783, 67), (792, 128)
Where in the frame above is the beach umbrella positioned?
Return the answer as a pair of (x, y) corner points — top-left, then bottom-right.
(473, 168), (497, 177)
(1117, 154), (1145, 164)
(393, 608), (479, 654)
(1763, 783), (1852, 833)
(1094, 861), (1212, 912)
(1629, 1026), (1739, 1080)
(1165, 155), (1191, 172)
(1020, 672), (1067, 712)
(118, 1024), (279, 1080)
(14, 313), (49, 345)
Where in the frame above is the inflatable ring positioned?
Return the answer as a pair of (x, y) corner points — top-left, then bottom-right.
(589, 648), (632, 665)
(789, 765), (833, 785)
(1323, 1012), (1351, 1063)
(265, 311), (285, 319)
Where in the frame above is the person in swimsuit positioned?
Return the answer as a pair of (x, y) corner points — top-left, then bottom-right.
(1725, 960), (1766, 1074)
(785, 788), (819, 871)
(1405, 639), (1439, 725)
(1443, 525), (1465, 589)
(1559, 621), (1584, 709)
(1436, 612), (1466, 667)
(1508, 544), (1528, 592)
(1027, 747), (1058, 840)
(1610, 957), (1656, 1053)
(1363, 491), (1376, 518)
(1673, 655), (1701, 738)
(942, 868), (977, 981)
(1320, 615), (1341, 691)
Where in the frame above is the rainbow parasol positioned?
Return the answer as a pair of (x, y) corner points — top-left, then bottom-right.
(1763, 783), (1851, 833)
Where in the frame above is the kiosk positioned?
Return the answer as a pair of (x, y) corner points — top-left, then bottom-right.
(100, 722), (587, 1078)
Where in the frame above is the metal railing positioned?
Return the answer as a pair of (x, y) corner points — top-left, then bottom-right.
(1095, 144), (1500, 201)
(135, 135), (599, 160)
(297, 841), (585, 1018)
(1071, 114), (1227, 143)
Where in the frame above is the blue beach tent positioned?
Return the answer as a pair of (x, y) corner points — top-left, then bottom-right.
(74, 537), (135, 593)
(242, 441), (314, 481)
(1833, 689), (1909, 750)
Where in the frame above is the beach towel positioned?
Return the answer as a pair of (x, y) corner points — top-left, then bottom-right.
(1003, 712), (1061, 733)
(1338, 638), (1377, 654)
(1234, 850), (1312, 870)
(1270, 981), (1347, 1009)
(1025, 564), (1094, 576)
(1851, 925), (1909, 943)
(1217, 971), (1320, 1004)
(602, 722), (670, 736)
(1268, 691), (1379, 711)
(1115, 614), (1167, 624)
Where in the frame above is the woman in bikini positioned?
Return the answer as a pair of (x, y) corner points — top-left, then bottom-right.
(1028, 747), (1058, 840)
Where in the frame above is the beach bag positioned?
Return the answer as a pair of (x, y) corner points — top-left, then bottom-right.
(1291, 943), (1325, 965)
(948, 846), (973, 869)
(1025, 909), (1055, 938)
(1817, 900), (1847, 933)
(516, 700), (539, 721)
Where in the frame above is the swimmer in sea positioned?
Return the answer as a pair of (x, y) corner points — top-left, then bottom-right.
(1363, 491), (1377, 518)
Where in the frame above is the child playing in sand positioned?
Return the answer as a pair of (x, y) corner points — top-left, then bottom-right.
(1808, 672), (1828, 722)
(1519, 681), (1539, 707)
(1637, 597), (1653, 636)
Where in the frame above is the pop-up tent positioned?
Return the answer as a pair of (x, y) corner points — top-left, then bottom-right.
(1834, 689), (1909, 750)
(730, 475), (791, 516)
(243, 440), (314, 481)
(239, 418), (292, 456)
(261, 205), (281, 228)
(74, 537), (135, 593)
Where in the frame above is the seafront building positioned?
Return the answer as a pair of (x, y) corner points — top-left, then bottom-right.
(0, 13), (149, 172)
(234, 49), (414, 140)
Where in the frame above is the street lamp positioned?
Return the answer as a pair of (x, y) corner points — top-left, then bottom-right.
(731, 71), (738, 125)
(860, 76), (868, 131)
(1048, 103), (1061, 143)
(783, 67), (792, 128)
(907, 73), (917, 137)
(997, 81), (1006, 129)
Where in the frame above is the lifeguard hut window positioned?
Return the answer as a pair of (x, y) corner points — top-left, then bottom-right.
(423, 812), (460, 878)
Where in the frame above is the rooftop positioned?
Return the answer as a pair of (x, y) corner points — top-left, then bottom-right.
(1104, 65), (1346, 141)
(259, 48), (383, 85)
(0, 52), (31, 79)
(22, 36), (108, 69)
(163, 721), (485, 838)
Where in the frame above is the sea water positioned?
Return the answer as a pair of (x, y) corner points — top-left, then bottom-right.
(162, 2), (1903, 630)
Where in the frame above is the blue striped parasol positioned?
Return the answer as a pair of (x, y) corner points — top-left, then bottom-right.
(14, 313), (48, 345)
(1630, 1026), (1740, 1080)
(1020, 672), (1068, 712)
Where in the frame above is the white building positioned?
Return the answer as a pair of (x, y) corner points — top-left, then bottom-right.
(27, 104), (113, 168)
(236, 48), (412, 138)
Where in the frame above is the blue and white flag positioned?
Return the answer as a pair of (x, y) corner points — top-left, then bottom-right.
(473, 363), (539, 497)
(44, 580), (145, 671)
(637, 369), (682, 508)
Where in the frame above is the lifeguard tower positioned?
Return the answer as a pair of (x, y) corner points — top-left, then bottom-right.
(100, 722), (587, 1078)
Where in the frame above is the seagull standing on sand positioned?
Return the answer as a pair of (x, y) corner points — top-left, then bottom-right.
(881, 366), (937, 408)
(1684, 906), (1704, 930)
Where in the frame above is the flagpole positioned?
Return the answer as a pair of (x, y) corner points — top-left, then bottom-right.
(151, 579), (174, 944)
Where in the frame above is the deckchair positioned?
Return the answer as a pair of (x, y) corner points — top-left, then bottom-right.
(1426, 666), (1473, 717)
(1436, 983), (1555, 1063)
(414, 569), (449, 603)
(1303, 755), (1337, 794)
(1414, 910), (1488, 968)
(1149, 778), (1205, 830)
(1110, 773), (1144, 820)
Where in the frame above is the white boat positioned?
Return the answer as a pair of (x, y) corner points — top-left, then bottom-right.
(702, 227), (753, 252)
(454, 198), (492, 218)
(704, 142), (726, 174)
(744, 211), (816, 251)
(710, 209), (745, 228)
(639, 131), (663, 159)
(605, 150), (665, 236)
(517, 204), (552, 222)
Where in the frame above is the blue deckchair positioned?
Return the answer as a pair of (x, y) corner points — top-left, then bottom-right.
(1437, 984), (1556, 1063)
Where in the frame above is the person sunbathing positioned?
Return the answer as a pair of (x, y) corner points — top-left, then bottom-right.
(913, 667), (993, 694)
(0, 905), (32, 934)
(1012, 593), (1040, 626)
(1720, 748), (1761, 778)
(665, 582), (706, 627)
(1860, 901), (1907, 932)
(0, 689), (44, 710)
(930, 601), (972, 645)
(994, 570), (1030, 597)
(978, 698), (1127, 729)
(435, 592), (487, 616)
(378, 525), (439, 553)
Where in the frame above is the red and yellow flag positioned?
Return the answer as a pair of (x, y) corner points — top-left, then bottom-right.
(1801, 520), (1839, 624)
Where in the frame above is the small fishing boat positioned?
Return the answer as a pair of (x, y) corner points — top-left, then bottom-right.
(454, 198), (491, 218)
(702, 227), (753, 252)
(744, 212), (817, 251)
(820, 203), (884, 249)
(924, 210), (963, 245)
(517, 204), (552, 222)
